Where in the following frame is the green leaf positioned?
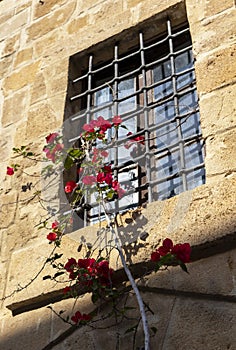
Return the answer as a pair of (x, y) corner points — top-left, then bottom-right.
(180, 262), (189, 273)
(91, 293), (99, 304)
(64, 156), (74, 170)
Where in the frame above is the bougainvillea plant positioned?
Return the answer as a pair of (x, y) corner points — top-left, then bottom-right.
(6, 115), (191, 350)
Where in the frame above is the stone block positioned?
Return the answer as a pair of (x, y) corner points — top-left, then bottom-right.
(30, 72), (47, 104)
(43, 58), (69, 97)
(2, 90), (28, 127)
(204, 0), (234, 17)
(34, 28), (64, 57)
(14, 47), (33, 67)
(0, 191), (18, 229)
(26, 101), (59, 140)
(0, 56), (13, 77)
(33, 0), (68, 19)
(0, 307), (51, 350)
(199, 84), (236, 137)
(146, 249), (236, 295)
(0, 8), (29, 41)
(67, 15), (89, 35)
(195, 45), (236, 94)
(89, 0), (123, 25)
(3, 61), (40, 92)
(27, 3), (76, 41)
(162, 298), (236, 350)
(4, 241), (60, 304)
(205, 128), (236, 177)
(190, 8), (236, 55)
(1, 33), (20, 58)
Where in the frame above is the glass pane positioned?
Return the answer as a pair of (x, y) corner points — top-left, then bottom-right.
(153, 60), (173, 100)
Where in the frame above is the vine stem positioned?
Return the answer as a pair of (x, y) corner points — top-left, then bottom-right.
(101, 202), (150, 350)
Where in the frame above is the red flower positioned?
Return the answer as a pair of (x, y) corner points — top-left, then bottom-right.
(63, 286), (71, 294)
(112, 115), (122, 126)
(172, 243), (191, 263)
(82, 175), (96, 185)
(51, 220), (59, 229)
(97, 172), (113, 185)
(45, 132), (59, 144)
(65, 181), (77, 193)
(71, 311), (92, 324)
(6, 167), (14, 176)
(46, 232), (57, 241)
(78, 258), (96, 270)
(158, 238), (173, 256)
(64, 258), (77, 272)
(151, 251), (160, 262)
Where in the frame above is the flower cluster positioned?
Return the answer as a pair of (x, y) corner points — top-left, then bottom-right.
(82, 115), (122, 140)
(46, 220), (60, 242)
(43, 132), (64, 163)
(151, 238), (191, 269)
(64, 257), (113, 288)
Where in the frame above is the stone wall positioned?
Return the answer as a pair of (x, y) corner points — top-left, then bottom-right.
(0, 0), (235, 349)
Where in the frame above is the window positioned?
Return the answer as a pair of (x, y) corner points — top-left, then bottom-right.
(67, 19), (205, 225)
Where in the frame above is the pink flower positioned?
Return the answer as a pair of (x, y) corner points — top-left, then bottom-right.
(112, 115), (122, 126)
(82, 175), (96, 185)
(112, 180), (125, 198)
(83, 124), (95, 133)
(65, 181), (77, 193)
(45, 132), (59, 144)
(47, 232), (57, 241)
(6, 167), (14, 176)
(101, 150), (109, 157)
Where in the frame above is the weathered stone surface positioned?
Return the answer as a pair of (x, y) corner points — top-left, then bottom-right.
(43, 58), (69, 96)
(1, 33), (20, 58)
(190, 8), (236, 55)
(195, 45), (236, 94)
(146, 249), (236, 295)
(204, 0), (234, 17)
(2, 90), (28, 127)
(3, 61), (40, 92)
(162, 298), (236, 350)
(34, 28), (65, 57)
(200, 84), (236, 137)
(0, 191), (18, 229)
(0, 8), (29, 41)
(27, 3), (76, 41)
(0, 307), (51, 350)
(89, 0), (123, 25)
(30, 72), (47, 104)
(205, 129), (236, 177)
(0, 56), (13, 77)
(67, 15), (89, 35)
(33, 0), (68, 19)
(26, 101), (58, 140)
(14, 47), (33, 67)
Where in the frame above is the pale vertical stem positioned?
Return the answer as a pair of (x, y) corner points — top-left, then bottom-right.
(101, 201), (150, 350)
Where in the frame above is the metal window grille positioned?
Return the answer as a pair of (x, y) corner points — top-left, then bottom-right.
(68, 19), (205, 225)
